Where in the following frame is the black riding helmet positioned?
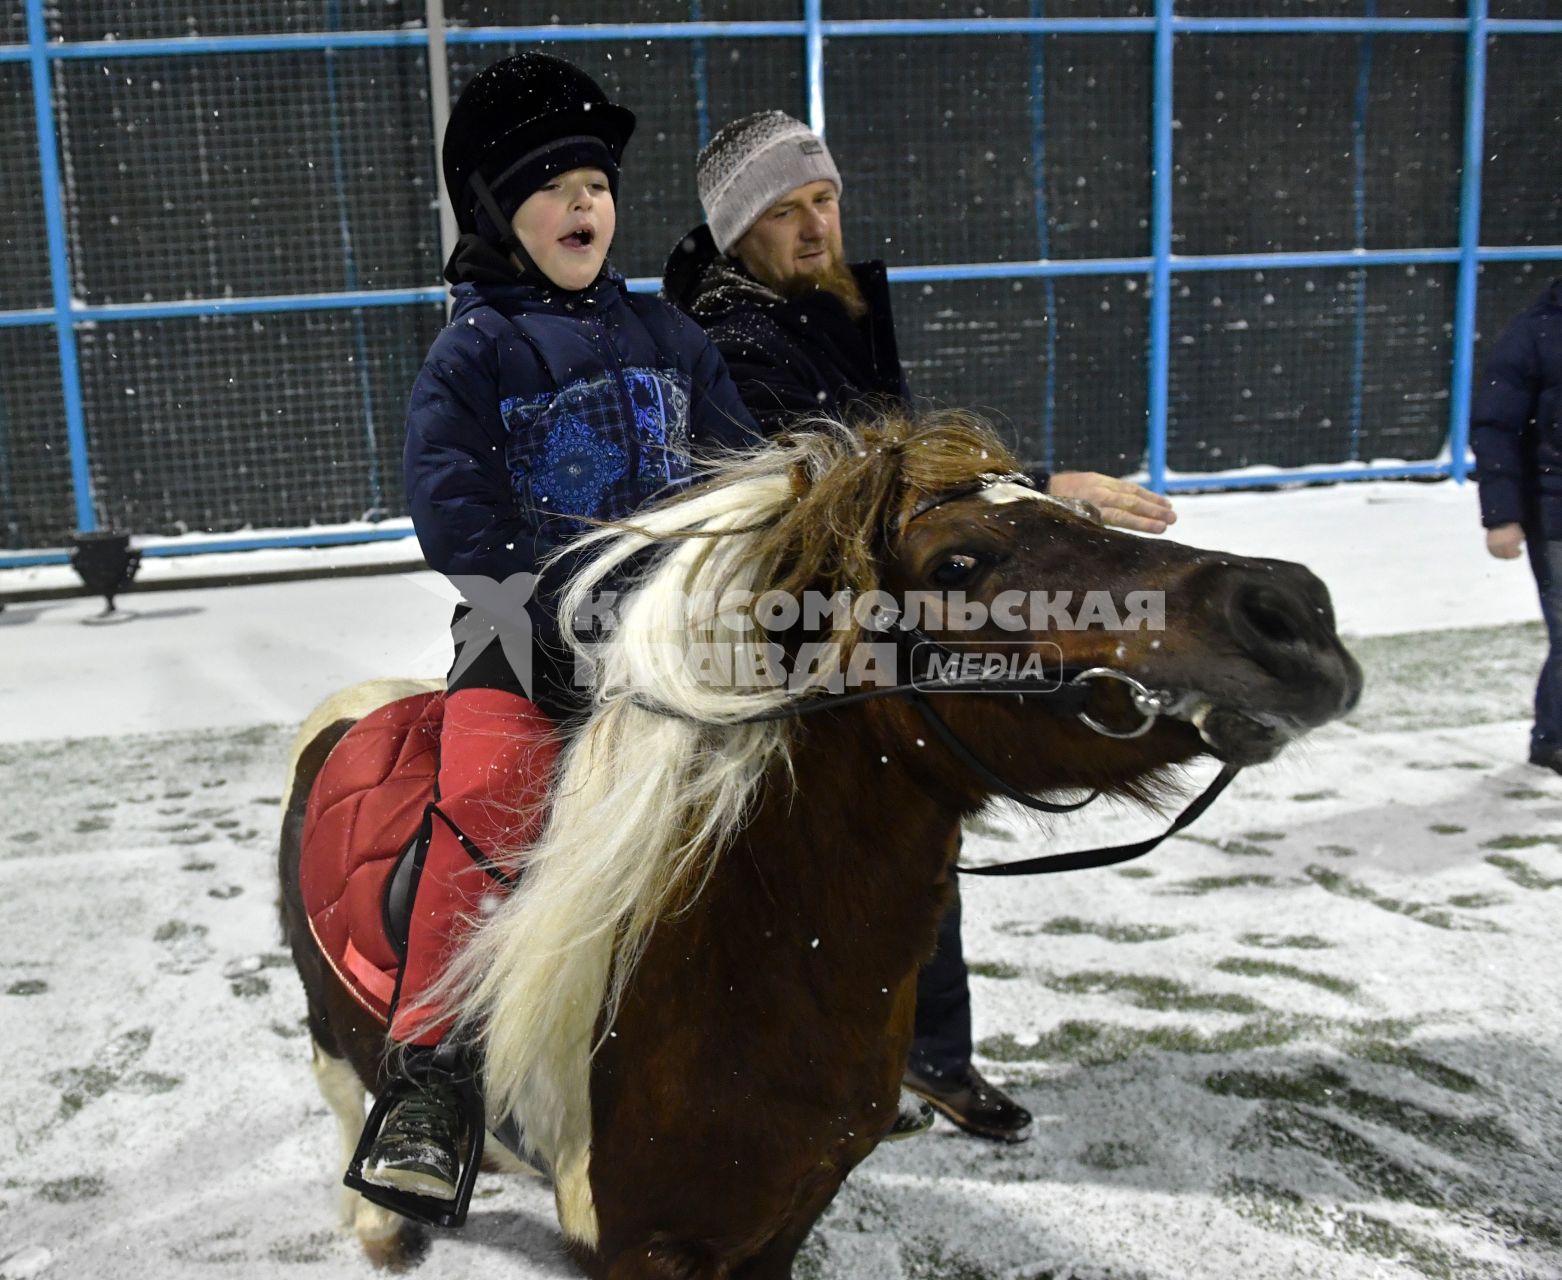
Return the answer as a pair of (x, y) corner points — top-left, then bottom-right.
(442, 52), (637, 247)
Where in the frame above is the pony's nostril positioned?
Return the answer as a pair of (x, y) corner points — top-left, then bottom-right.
(1248, 593), (1301, 644)
(1233, 585), (1307, 650)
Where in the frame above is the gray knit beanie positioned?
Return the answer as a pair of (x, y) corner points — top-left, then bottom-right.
(697, 111), (843, 254)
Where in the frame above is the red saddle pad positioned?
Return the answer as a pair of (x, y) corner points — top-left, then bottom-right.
(299, 692), (445, 1021)
(298, 690), (562, 1018)
(299, 689), (560, 1022)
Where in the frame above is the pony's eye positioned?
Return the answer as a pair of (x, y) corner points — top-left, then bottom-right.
(929, 553), (982, 587)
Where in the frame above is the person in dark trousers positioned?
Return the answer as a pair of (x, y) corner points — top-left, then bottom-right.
(664, 110), (1179, 1144)
(364, 51), (759, 1214)
(1473, 277), (1562, 775)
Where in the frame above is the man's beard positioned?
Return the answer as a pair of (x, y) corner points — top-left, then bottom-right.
(773, 249), (867, 320)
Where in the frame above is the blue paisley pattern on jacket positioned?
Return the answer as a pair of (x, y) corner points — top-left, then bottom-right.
(501, 367), (694, 530)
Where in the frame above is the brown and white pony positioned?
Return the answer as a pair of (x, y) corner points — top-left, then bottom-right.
(279, 411), (1361, 1278)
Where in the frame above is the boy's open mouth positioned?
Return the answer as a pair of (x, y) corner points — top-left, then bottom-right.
(560, 228), (595, 249)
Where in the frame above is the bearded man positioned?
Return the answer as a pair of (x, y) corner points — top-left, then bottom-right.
(664, 111), (1176, 1145)
(664, 110), (1175, 536)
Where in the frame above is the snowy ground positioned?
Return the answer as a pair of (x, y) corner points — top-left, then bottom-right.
(3, 480), (1560, 1280)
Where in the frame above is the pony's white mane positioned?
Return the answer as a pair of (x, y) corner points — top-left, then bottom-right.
(424, 431), (867, 1242)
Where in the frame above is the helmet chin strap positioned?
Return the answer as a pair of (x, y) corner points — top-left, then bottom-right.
(467, 172), (535, 277)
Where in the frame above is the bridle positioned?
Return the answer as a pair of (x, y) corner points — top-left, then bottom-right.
(898, 472), (1240, 873)
(634, 472), (1241, 876)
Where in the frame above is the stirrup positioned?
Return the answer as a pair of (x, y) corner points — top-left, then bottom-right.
(344, 1071), (486, 1228)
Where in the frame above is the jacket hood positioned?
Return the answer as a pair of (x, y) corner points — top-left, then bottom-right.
(661, 222), (717, 309)
(661, 223), (784, 320)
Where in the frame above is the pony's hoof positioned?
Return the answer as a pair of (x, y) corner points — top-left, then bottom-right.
(359, 1222), (428, 1272)
(354, 1195), (427, 1272)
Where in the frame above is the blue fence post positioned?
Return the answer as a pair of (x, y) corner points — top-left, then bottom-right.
(1146, 0), (1174, 493)
(1028, 0), (1059, 473)
(690, 0), (712, 150)
(24, 0), (95, 533)
(1348, 0), (1376, 463)
(804, 0), (825, 136)
(1447, 0), (1489, 485)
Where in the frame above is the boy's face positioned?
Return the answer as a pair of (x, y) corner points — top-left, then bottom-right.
(731, 179), (845, 294)
(511, 167), (616, 291)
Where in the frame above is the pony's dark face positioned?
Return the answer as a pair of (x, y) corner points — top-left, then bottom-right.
(881, 483), (1362, 791)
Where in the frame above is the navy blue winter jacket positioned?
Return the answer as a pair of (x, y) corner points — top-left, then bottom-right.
(1472, 278), (1562, 538)
(404, 236), (759, 710)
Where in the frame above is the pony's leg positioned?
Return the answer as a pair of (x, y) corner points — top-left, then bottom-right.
(730, 1222), (812, 1280)
(730, 1171), (848, 1280)
(310, 1043), (416, 1266)
(480, 1137), (539, 1176)
(310, 1042), (365, 1227)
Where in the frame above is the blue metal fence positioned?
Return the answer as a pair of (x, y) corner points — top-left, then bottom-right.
(3, 1), (1561, 567)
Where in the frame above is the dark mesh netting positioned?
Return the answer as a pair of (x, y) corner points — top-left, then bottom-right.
(895, 274), (1150, 476)
(1492, 0), (1558, 15)
(0, 326), (71, 550)
(75, 305), (442, 536)
(1178, 0), (1460, 15)
(828, 2), (1149, 15)
(49, 0), (425, 42)
(55, 49), (438, 303)
(447, 1), (799, 22)
(1173, 35), (1464, 255)
(1, 61), (50, 311)
(825, 35), (1150, 266)
(1167, 266), (1455, 472)
(1483, 37), (1562, 249)
(3, 9), (1561, 551)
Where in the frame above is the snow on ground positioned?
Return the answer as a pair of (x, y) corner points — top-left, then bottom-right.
(1, 479), (1559, 1280)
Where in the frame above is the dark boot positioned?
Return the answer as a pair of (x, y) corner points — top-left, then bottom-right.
(1529, 745), (1562, 775)
(903, 1063), (1033, 1144)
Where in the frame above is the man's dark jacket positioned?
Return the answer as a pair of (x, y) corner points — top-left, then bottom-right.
(662, 223), (910, 434)
(662, 224), (1049, 504)
(1473, 277), (1562, 538)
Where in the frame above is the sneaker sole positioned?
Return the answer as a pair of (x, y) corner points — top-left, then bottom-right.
(881, 1114), (935, 1142)
(360, 1165), (460, 1201)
